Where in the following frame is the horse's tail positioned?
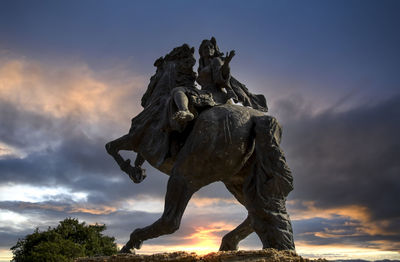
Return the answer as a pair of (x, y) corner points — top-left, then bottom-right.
(243, 115), (295, 250)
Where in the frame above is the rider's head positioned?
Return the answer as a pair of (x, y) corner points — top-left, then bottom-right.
(199, 37), (223, 59)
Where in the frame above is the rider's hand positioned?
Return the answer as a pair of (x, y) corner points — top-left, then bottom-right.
(225, 50), (235, 64)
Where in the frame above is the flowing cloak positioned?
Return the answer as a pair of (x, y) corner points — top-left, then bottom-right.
(131, 83), (215, 172)
(198, 56), (268, 112)
(229, 76), (268, 112)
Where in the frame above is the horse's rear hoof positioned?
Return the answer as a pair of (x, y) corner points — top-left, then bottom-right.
(132, 239), (143, 249)
(119, 245), (134, 254)
(219, 234), (239, 251)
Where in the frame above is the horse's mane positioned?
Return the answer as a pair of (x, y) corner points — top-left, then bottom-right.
(141, 44), (196, 107)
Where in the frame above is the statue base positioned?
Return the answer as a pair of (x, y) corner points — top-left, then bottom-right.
(75, 248), (325, 262)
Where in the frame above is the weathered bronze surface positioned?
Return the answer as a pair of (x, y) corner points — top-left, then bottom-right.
(106, 38), (295, 253)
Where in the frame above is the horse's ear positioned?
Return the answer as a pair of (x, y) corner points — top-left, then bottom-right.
(154, 56), (163, 67)
(191, 47), (195, 54)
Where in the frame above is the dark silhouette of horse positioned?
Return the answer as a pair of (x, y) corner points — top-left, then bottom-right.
(106, 44), (295, 253)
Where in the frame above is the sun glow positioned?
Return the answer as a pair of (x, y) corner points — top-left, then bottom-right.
(136, 222), (236, 255)
(0, 249), (12, 262)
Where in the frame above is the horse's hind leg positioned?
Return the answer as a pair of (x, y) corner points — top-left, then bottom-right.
(219, 179), (254, 251)
(120, 173), (196, 253)
(105, 135), (146, 183)
(219, 215), (252, 251)
(243, 116), (295, 251)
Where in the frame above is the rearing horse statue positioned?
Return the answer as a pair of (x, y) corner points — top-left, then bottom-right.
(106, 42), (295, 253)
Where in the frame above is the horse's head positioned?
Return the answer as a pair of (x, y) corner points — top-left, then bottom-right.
(164, 44), (196, 86)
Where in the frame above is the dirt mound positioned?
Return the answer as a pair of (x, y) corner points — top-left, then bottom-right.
(76, 249), (326, 262)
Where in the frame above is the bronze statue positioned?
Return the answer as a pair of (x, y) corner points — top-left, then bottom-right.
(106, 38), (295, 253)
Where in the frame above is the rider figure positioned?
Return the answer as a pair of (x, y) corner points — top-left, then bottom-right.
(172, 37), (238, 123)
(197, 37), (237, 104)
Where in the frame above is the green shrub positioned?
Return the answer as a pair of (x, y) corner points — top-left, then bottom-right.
(11, 218), (118, 262)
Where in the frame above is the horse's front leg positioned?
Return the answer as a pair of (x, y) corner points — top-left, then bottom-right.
(105, 134), (146, 183)
(120, 174), (196, 253)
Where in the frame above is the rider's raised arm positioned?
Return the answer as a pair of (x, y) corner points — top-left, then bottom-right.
(211, 55), (238, 102)
(211, 57), (230, 87)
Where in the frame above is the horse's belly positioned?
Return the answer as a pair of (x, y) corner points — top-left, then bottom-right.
(174, 104), (260, 186)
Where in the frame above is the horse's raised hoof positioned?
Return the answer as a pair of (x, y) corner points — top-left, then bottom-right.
(122, 162), (146, 184)
(129, 167), (146, 184)
(105, 142), (113, 154)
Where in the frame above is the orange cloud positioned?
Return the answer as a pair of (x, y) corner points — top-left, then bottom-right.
(368, 240), (400, 252)
(190, 197), (238, 207)
(182, 222), (235, 252)
(0, 58), (147, 133)
(288, 200), (395, 237)
(0, 142), (23, 158)
(68, 205), (117, 215)
(185, 222), (235, 241)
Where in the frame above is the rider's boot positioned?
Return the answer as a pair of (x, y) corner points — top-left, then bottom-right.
(173, 110), (194, 123)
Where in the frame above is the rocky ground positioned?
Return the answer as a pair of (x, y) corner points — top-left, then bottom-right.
(76, 249), (326, 262)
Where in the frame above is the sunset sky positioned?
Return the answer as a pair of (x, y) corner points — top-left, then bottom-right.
(1, 1), (400, 261)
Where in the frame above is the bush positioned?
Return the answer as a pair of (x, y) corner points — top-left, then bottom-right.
(11, 218), (118, 262)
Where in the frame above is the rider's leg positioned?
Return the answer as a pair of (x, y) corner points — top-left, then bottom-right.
(120, 173), (196, 252)
(172, 87), (194, 122)
(173, 87), (190, 112)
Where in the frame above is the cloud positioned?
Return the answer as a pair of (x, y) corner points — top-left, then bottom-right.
(0, 57), (148, 164)
(284, 94), (400, 214)
(288, 201), (399, 251)
(279, 95), (400, 252)
(0, 56), (169, 201)
(0, 58), (146, 124)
